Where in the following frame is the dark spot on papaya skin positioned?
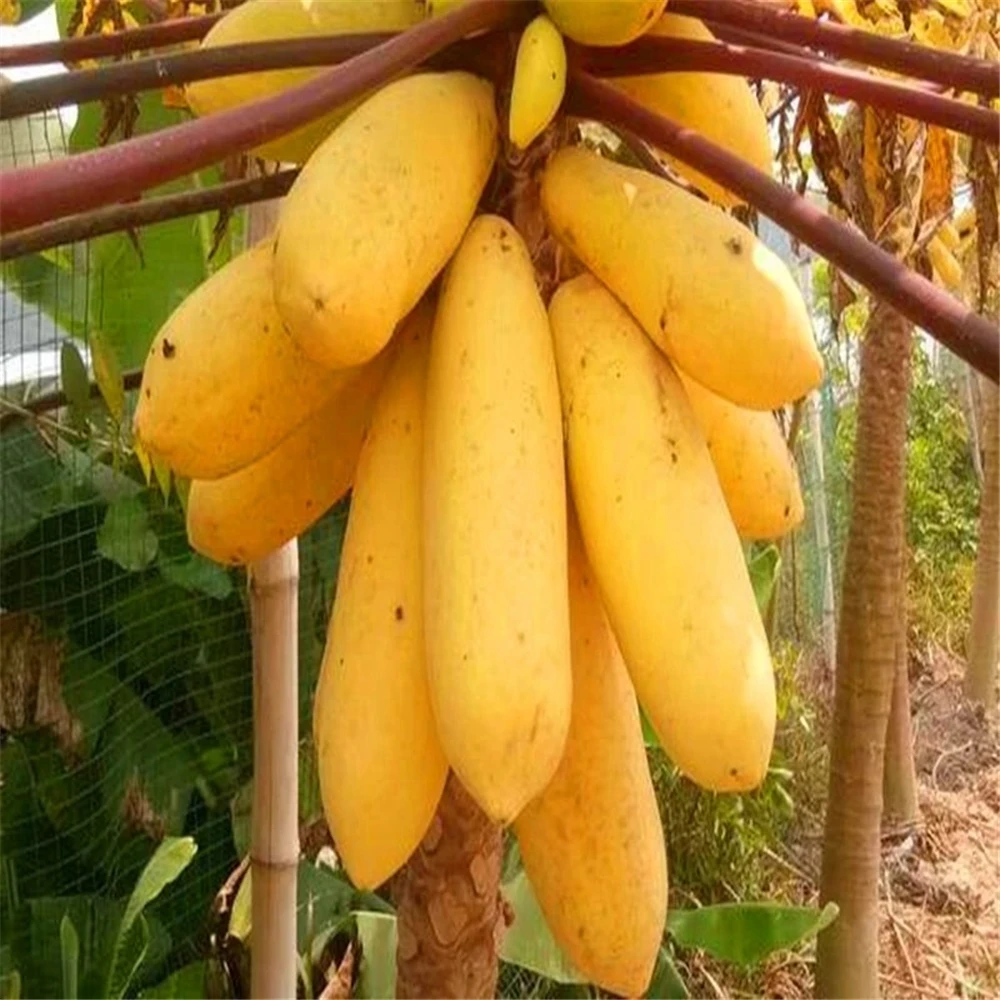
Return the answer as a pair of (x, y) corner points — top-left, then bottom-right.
(162, 339), (175, 359)
(671, 452), (678, 464)
(659, 310), (668, 333)
(730, 767), (739, 778)
(395, 605), (404, 622)
(314, 296), (326, 312)
(784, 504), (791, 517)
(580, 354), (587, 369)
(263, 323), (270, 334)
(726, 236), (744, 255)
(144, 388), (151, 399)
(366, 554), (374, 565)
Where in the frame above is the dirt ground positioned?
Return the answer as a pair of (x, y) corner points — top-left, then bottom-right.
(684, 644), (1000, 1000)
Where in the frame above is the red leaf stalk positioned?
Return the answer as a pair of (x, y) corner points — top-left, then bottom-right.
(669, 0), (999, 98)
(574, 37), (999, 144)
(0, 0), (523, 235)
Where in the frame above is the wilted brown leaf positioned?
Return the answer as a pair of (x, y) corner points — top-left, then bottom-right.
(921, 126), (955, 224)
(794, 91), (849, 211)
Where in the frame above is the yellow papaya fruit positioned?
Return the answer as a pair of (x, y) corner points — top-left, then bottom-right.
(185, 0), (426, 165)
(273, 71), (498, 371)
(186, 342), (393, 566)
(508, 14), (567, 151)
(514, 511), (668, 998)
(313, 300), (447, 890)
(133, 240), (348, 481)
(927, 234), (964, 292)
(423, 215), (571, 823)
(541, 146), (823, 410)
(612, 13), (773, 207)
(936, 218), (961, 251)
(542, 0), (667, 45)
(677, 370), (805, 540)
(549, 273), (776, 792)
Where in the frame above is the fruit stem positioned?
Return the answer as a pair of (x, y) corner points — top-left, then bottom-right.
(566, 70), (1000, 384)
(668, 0), (999, 98)
(0, 168), (298, 261)
(0, 11), (222, 68)
(574, 37), (1000, 144)
(0, 0), (524, 235)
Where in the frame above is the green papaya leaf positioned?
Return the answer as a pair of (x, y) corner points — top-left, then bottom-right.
(60, 341), (91, 422)
(354, 912), (397, 1000)
(644, 946), (689, 999)
(641, 706), (660, 748)
(106, 838), (198, 997)
(97, 497), (158, 571)
(666, 901), (839, 967)
(747, 544), (782, 614)
(138, 961), (208, 999)
(0, 970), (20, 1000)
(499, 871), (586, 984)
(88, 329), (125, 424)
(158, 552), (233, 600)
(60, 914), (79, 1000)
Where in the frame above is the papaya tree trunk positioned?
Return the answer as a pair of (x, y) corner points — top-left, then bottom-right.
(815, 300), (913, 998)
(815, 104), (923, 999)
(966, 377), (999, 713)
(882, 585), (918, 828)
(808, 393), (838, 673)
(394, 772), (504, 999)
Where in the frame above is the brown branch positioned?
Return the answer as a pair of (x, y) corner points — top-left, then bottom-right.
(574, 38), (999, 143)
(0, 33), (397, 121)
(0, 12), (221, 68)
(669, 0), (999, 98)
(0, 369), (143, 432)
(0, 168), (299, 260)
(566, 70), (1000, 383)
(0, 0), (525, 235)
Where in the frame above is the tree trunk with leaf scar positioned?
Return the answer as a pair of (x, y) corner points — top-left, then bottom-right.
(394, 772), (506, 999)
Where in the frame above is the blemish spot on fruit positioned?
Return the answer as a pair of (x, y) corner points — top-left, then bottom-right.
(395, 605), (405, 622)
(615, 494), (622, 503)
(144, 388), (151, 399)
(726, 236), (744, 255)
(404, 420), (412, 433)
(671, 452), (678, 464)
(579, 355), (587, 369)
(577, 924), (586, 942)
(730, 767), (739, 778)
(263, 323), (270, 334)
(313, 296), (326, 312)
(366, 554), (374, 565)
(162, 339), (176, 359)
(659, 310), (668, 333)
(517, 631), (525, 644)
(784, 504), (791, 517)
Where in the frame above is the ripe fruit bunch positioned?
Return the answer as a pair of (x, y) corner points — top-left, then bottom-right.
(134, 1), (824, 993)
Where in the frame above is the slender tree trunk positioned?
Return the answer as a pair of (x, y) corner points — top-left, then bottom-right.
(815, 302), (913, 998)
(966, 378), (999, 713)
(808, 394), (838, 673)
(394, 772), (504, 999)
(962, 363), (985, 487)
(882, 577), (918, 828)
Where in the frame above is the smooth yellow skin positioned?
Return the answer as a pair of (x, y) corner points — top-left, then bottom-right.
(541, 146), (823, 410)
(514, 513), (668, 998)
(186, 344), (393, 566)
(133, 240), (348, 481)
(273, 71), (498, 371)
(423, 215), (571, 823)
(509, 15), (567, 150)
(185, 0), (426, 164)
(612, 13), (773, 207)
(677, 371), (805, 541)
(549, 275), (776, 792)
(313, 301), (447, 890)
(542, 0), (667, 45)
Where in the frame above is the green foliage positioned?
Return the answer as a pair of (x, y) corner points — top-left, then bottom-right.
(832, 342), (978, 646)
(666, 901), (838, 967)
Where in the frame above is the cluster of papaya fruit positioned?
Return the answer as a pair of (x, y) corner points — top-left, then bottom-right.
(134, 1), (825, 992)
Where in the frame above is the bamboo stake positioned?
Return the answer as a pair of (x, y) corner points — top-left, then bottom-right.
(250, 540), (300, 1000)
(247, 195), (299, 1000)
